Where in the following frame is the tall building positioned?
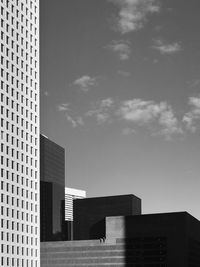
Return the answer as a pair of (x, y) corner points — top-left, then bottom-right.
(0, 1), (40, 266)
(40, 134), (65, 241)
(65, 187), (86, 240)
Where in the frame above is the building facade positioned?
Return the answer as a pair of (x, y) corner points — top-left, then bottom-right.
(40, 181), (52, 242)
(65, 187), (86, 221)
(41, 211), (200, 267)
(73, 194), (141, 240)
(40, 134), (65, 241)
(0, 0), (40, 266)
(65, 187), (86, 240)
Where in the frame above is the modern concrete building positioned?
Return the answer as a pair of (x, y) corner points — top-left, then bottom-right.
(65, 187), (86, 240)
(40, 181), (53, 241)
(65, 187), (86, 221)
(105, 212), (200, 266)
(73, 194), (141, 240)
(0, 0), (40, 266)
(41, 211), (200, 267)
(40, 134), (65, 241)
(40, 134), (65, 188)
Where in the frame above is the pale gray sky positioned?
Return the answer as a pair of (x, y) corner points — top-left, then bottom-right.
(40, 0), (200, 218)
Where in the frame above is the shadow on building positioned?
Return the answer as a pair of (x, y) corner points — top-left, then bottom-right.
(73, 194), (141, 240)
(41, 195), (200, 266)
(106, 212), (200, 266)
(40, 134), (67, 241)
(40, 181), (53, 241)
(64, 187), (86, 240)
(40, 182), (67, 241)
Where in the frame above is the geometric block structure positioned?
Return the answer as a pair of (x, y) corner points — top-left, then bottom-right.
(73, 194), (141, 240)
(106, 212), (200, 266)
(41, 211), (200, 267)
(65, 187), (86, 221)
(40, 134), (65, 241)
(0, 1), (40, 266)
(65, 187), (86, 240)
(40, 181), (53, 241)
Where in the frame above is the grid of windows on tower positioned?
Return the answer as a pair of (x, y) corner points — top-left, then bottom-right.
(0, 0), (40, 267)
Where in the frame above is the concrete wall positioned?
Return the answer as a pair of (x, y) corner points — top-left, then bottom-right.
(41, 212), (200, 267)
(41, 238), (168, 267)
(106, 212), (195, 266)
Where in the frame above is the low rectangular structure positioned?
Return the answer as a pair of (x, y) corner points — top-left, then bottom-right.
(65, 187), (86, 240)
(106, 212), (200, 266)
(73, 194), (141, 240)
(41, 212), (200, 267)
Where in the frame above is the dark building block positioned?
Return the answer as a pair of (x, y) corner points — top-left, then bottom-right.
(40, 181), (53, 241)
(40, 134), (65, 187)
(106, 212), (200, 266)
(40, 135), (65, 241)
(41, 212), (200, 267)
(73, 194), (141, 240)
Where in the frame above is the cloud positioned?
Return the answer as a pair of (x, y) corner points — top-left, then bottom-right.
(118, 99), (162, 123)
(188, 79), (200, 88)
(57, 103), (84, 127)
(57, 95), (200, 138)
(106, 40), (131, 60)
(117, 99), (182, 139)
(85, 98), (115, 124)
(44, 91), (49, 96)
(108, 0), (160, 34)
(153, 39), (182, 55)
(73, 75), (97, 92)
(66, 114), (84, 128)
(158, 108), (183, 139)
(57, 103), (70, 112)
(100, 98), (114, 108)
(183, 95), (200, 132)
(84, 97), (182, 139)
(122, 127), (136, 135)
(117, 70), (131, 77)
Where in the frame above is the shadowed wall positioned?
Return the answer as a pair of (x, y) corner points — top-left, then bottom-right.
(73, 194), (141, 240)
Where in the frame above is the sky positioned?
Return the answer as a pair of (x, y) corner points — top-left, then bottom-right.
(40, 0), (200, 219)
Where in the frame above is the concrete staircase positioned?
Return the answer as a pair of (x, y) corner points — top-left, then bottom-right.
(41, 238), (166, 267)
(41, 239), (127, 267)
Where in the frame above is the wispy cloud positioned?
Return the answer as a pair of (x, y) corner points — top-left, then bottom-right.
(187, 79), (200, 88)
(57, 103), (84, 128)
(153, 39), (182, 55)
(117, 99), (182, 139)
(57, 95), (200, 138)
(85, 98), (115, 124)
(66, 114), (84, 128)
(106, 40), (131, 60)
(117, 70), (131, 77)
(108, 0), (160, 34)
(183, 95), (200, 132)
(44, 91), (49, 96)
(158, 107), (183, 139)
(85, 98), (182, 139)
(73, 75), (97, 92)
(122, 127), (136, 135)
(57, 98), (183, 139)
(57, 103), (70, 112)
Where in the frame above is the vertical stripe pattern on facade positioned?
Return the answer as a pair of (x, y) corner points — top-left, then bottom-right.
(65, 187), (86, 221)
(0, 0), (40, 266)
